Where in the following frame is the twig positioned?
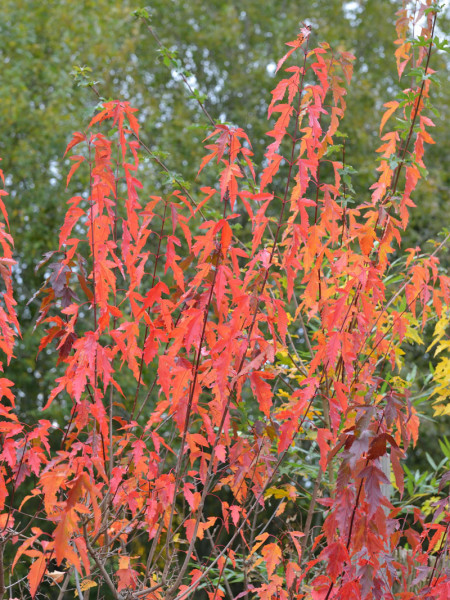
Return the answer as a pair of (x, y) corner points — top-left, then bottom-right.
(74, 567), (84, 600)
(84, 526), (120, 600)
(56, 568), (73, 600)
(141, 17), (216, 128)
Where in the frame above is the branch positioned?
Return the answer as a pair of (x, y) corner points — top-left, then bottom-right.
(84, 526), (120, 600)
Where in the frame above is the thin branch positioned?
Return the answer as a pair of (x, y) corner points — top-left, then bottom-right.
(141, 17), (216, 128)
(84, 527), (120, 600)
(56, 568), (73, 600)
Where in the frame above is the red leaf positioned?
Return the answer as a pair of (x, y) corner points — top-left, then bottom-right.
(230, 505), (240, 526)
(260, 154), (283, 192)
(391, 447), (404, 497)
(367, 434), (388, 460)
(28, 553), (47, 599)
(276, 29), (310, 73)
(116, 556), (138, 592)
(320, 541), (349, 582)
(317, 428), (333, 472)
(359, 464), (390, 517)
(250, 371), (275, 417)
(66, 155), (85, 188)
(64, 132), (86, 157)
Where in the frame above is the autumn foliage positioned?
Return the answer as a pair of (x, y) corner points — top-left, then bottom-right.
(0, 2), (449, 599)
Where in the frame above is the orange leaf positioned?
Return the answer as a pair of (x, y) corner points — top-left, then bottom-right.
(359, 227), (376, 256)
(29, 553), (47, 598)
(261, 543), (281, 578)
(250, 371), (275, 417)
(380, 101), (399, 134)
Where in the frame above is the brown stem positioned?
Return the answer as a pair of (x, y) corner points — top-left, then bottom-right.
(84, 525), (119, 600)
(427, 520), (450, 588)
(88, 140), (98, 345)
(0, 539), (4, 600)
(323, 410), (386, 600)
(301, 468), (323, 554)
(131, 200), (169, 419)
(163, 196), (228, 584)
(56, 567), (73, 600)
(167, 393), (317, 600)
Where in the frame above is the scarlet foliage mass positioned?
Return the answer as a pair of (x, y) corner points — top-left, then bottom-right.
(0, 2), (449, 599)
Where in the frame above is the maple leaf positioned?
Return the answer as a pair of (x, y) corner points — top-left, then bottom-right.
(184, 517), (217, 543)
(261, 542), (282, 578)
(28, 553), (47, 599)
(379, 101), (399, 134)
(317, 428), (333, 472)
(219, 162), (242, 208)
(260, 153), (283, 192)
(64, 132), (86, 157)
(74, 579), (97, 598)
(197, 143), (219, 176)
(358, 226), (376, 256)
(250, 371), (275, 417)
(367, 434), (388, 460)
(230, 505), (240, 526)
(66, 155), (85, 188)
(320, 541), (349, 582)
(376, 131), (399, 159)
(359, 464), (390, 517)
(391, 447), (405, 496)
(116, 556), (139, 592)
(276, 28), (310, 73)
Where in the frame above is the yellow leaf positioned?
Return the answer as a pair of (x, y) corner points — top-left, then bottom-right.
(433, 402), (450, 417)
(431, 349), (450, 413)
(434, 341), (450, 357)
(265, 487), (289, 499)
(75, 579), (97, 598)
(427, 314), (449, 352)
(405, 326), (423, 345)
(394, 346), (405, 372)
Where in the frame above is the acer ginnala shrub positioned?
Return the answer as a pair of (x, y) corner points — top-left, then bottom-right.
(0, 2), (449, 599)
